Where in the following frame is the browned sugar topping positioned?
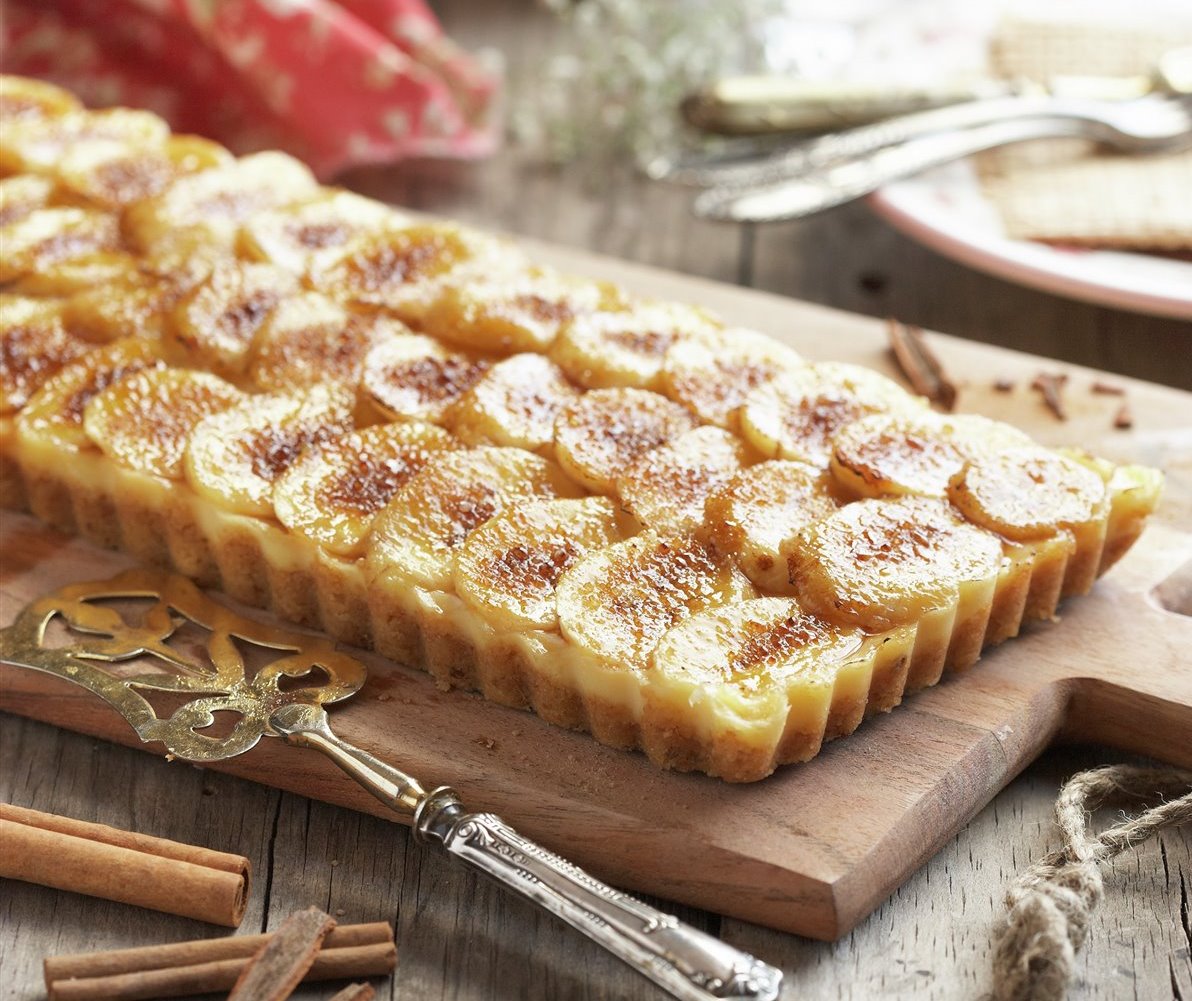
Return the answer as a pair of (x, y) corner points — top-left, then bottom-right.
(292, 221), (351, 249)
(350, 236), (456, 291)
(218, 290), (281, 344)
(786, 394), (865, 456)
(607, 538), (723, 633)
(851, 517), (939, 565)
(841, 430), (964, 491)
(63, 361), (156, 423)
(1, 326), (89, 410)
(439, 488), (498, 547)
(604, 328), (675, 357)
(0, 198), (39, 228)
(321, 452), (428, 516)
(35, 229), (111, 267)
(402, 356), (487, 405)
(248, 423), (340, 482)
(195, 189), (267, 223)
(254, 319), (376, 387)
(507, 293), (574, 324)
(483, 541), (579, 595)
(726, 615), (825, 676)
(91, 156), (172, 204)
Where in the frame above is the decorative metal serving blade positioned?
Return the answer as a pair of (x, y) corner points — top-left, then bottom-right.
(0, 570), (782, 1001)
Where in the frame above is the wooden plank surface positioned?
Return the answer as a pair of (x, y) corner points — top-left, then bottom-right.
(3, 1), (1192, 997)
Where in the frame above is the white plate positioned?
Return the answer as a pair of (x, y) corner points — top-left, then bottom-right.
(868, 158), (1192, 321)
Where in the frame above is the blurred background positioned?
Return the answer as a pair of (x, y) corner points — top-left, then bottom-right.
(4, 0), (1191, 388)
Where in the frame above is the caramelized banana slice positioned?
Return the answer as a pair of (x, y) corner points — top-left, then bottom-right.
(787, 496), (1002, 633)
(57, 134), (231, 210)
(0, 108), (170, 175)
(0, 208), (121, 284)
(455, 496), (623, 631)
(556, 531), (757, 667)
(830, 411), (1032, 499)
(169, 261), (299, 376)
(551, 300), (717, 391)
(647, 598), (874, 774)
(64, 266), (203, 343)
(315, 223), (515, 324)
(368, 446), (581, 590)
(248, 293), (404, 391)
(423, 268), (621, 354)
(273, 421), (456, 557)
(554, 387), (697, 494)
(11, 251), (143, 298)
(948, 447), (1109, 596)
(239, 190), (406, 274)
(185, 385), (354, 517)
(703, 459), (838, 592)
(1, 297), (92, 413)
(0, 175), (55, 228)
(741, 362), (924, 467)
(84, 368), (243, 479)
(617, 426), (750, 532)
(125, 151), (319, 253)
(0, 75), (82, 122)
(360, 332), (490, 424)
(650, 597), (863, 697)
(662, 327), (804, 428)
(16, 339), (163, 449)
(447, 353), (580, 452)
(948, 448), (1108, 542)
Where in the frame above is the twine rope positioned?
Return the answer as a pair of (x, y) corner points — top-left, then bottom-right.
(992, 765), (1192, 1001)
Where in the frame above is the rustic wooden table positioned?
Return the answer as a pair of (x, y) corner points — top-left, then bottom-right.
(2, 3), (1190, 999)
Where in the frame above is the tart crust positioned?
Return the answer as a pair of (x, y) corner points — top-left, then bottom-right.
(1, 75), (1165, 781)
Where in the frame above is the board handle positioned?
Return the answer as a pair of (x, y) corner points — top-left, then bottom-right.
(418, 792), (783, 1001)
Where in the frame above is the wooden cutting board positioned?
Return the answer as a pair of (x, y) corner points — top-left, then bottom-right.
(2, 246), (1191, 942)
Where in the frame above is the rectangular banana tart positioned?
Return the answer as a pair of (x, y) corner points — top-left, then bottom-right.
(0, 75), (1164, 782)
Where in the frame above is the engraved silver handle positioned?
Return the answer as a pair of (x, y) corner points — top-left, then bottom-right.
(419, 805), (782, 1001)
(271, 705), (783, 1001)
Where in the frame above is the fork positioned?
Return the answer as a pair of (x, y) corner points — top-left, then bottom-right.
(692, 94), (1192, 223)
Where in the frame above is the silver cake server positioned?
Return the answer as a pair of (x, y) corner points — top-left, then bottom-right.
(0, 568), (782, 1001)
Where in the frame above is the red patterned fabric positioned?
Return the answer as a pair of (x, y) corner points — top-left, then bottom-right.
(0, 0), (501, 178)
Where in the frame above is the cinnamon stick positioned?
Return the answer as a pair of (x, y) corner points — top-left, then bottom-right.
(0, 803), (249, 927)
(886, 319), (957, 411)
(44, 940), (396, 1001)
(328, 985), (375, 1001)
(228, 907), (336, 1001)
(45, 922), (392, 981)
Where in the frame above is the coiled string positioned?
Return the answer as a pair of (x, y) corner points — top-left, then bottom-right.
(992, 765), (1192, 1001)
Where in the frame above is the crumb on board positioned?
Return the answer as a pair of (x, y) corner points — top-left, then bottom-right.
(1113, 403), (1134, 429)
(474, 737), (497, 751)
(993, 377), (1015, 392)
(1092, 380), (1126, 396)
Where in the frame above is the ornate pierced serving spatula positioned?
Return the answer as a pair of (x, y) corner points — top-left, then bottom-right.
(0, 568), (781, 1001)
